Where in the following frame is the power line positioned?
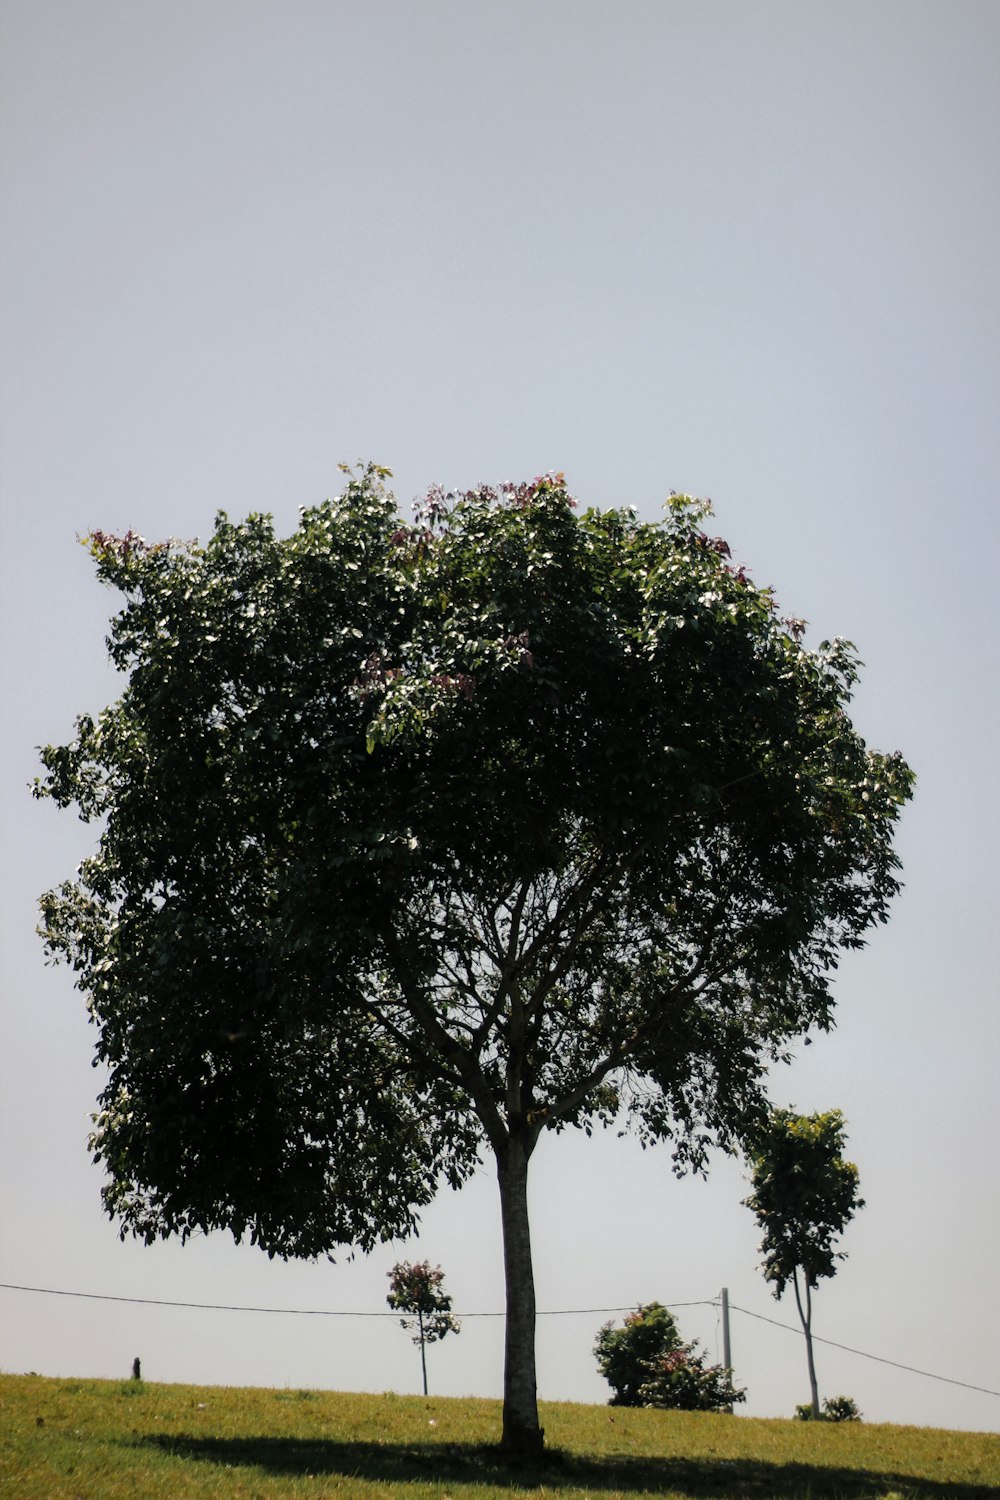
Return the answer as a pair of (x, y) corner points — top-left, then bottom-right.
(0, 1282), (393, 1317)
(0, 1281), (711, 1320)
(727, 1301), (1000, 1399)
(3, 1280), (996, 1399)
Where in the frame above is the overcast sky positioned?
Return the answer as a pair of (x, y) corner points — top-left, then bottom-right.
(1, 0), (997, 1432)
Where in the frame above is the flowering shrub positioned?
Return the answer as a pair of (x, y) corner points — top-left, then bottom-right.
(595, 1303), (745, 1412)
(638, 1342), (747, 1413)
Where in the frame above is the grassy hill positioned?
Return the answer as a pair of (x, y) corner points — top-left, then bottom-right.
(1, 1373), (996, 1499)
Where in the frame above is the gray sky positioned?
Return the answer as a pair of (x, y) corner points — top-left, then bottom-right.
(1, 0), (997, 1431)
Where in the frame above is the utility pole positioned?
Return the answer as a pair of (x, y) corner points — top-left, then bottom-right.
(720, 1287), (733, 1414)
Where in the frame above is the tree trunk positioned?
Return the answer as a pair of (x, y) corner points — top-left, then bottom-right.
(496, 1134), (544, 1456)
(418, 1308), (428, 1396)
(793, 1271), (820, 1418)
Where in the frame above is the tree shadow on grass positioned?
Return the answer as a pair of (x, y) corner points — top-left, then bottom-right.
(136, 1435), (996, 1499)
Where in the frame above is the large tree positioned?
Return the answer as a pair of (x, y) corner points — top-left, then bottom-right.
(37, 467), (912, 1453)
(743, 1108), (864, 1418)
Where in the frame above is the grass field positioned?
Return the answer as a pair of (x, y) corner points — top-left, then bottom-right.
(1, 1374), (997, 1499)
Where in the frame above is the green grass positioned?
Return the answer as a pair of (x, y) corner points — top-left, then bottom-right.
(1, 1374), (996, 1499)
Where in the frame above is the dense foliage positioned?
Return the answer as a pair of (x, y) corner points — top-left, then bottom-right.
(36, 466), (912, 1451)
(594, 1303), (745, 1412)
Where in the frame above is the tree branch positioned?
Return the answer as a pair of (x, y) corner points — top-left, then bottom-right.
(379, 924), (508, 1152)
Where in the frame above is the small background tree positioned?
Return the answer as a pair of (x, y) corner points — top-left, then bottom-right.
(743, 1108), (863, 1418)
(594, 1302), (745, 1412)
(387, 1260), (460, 1395)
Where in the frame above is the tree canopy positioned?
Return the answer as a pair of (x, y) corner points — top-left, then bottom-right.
(36, 466), (913, 1451)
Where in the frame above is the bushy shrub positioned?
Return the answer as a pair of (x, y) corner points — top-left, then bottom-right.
(595, 1303), (682, 1407)
(795, 1394), (862, 1422)
(594, 1302), (745, 1413)
(823, 1394), (862, 1422)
